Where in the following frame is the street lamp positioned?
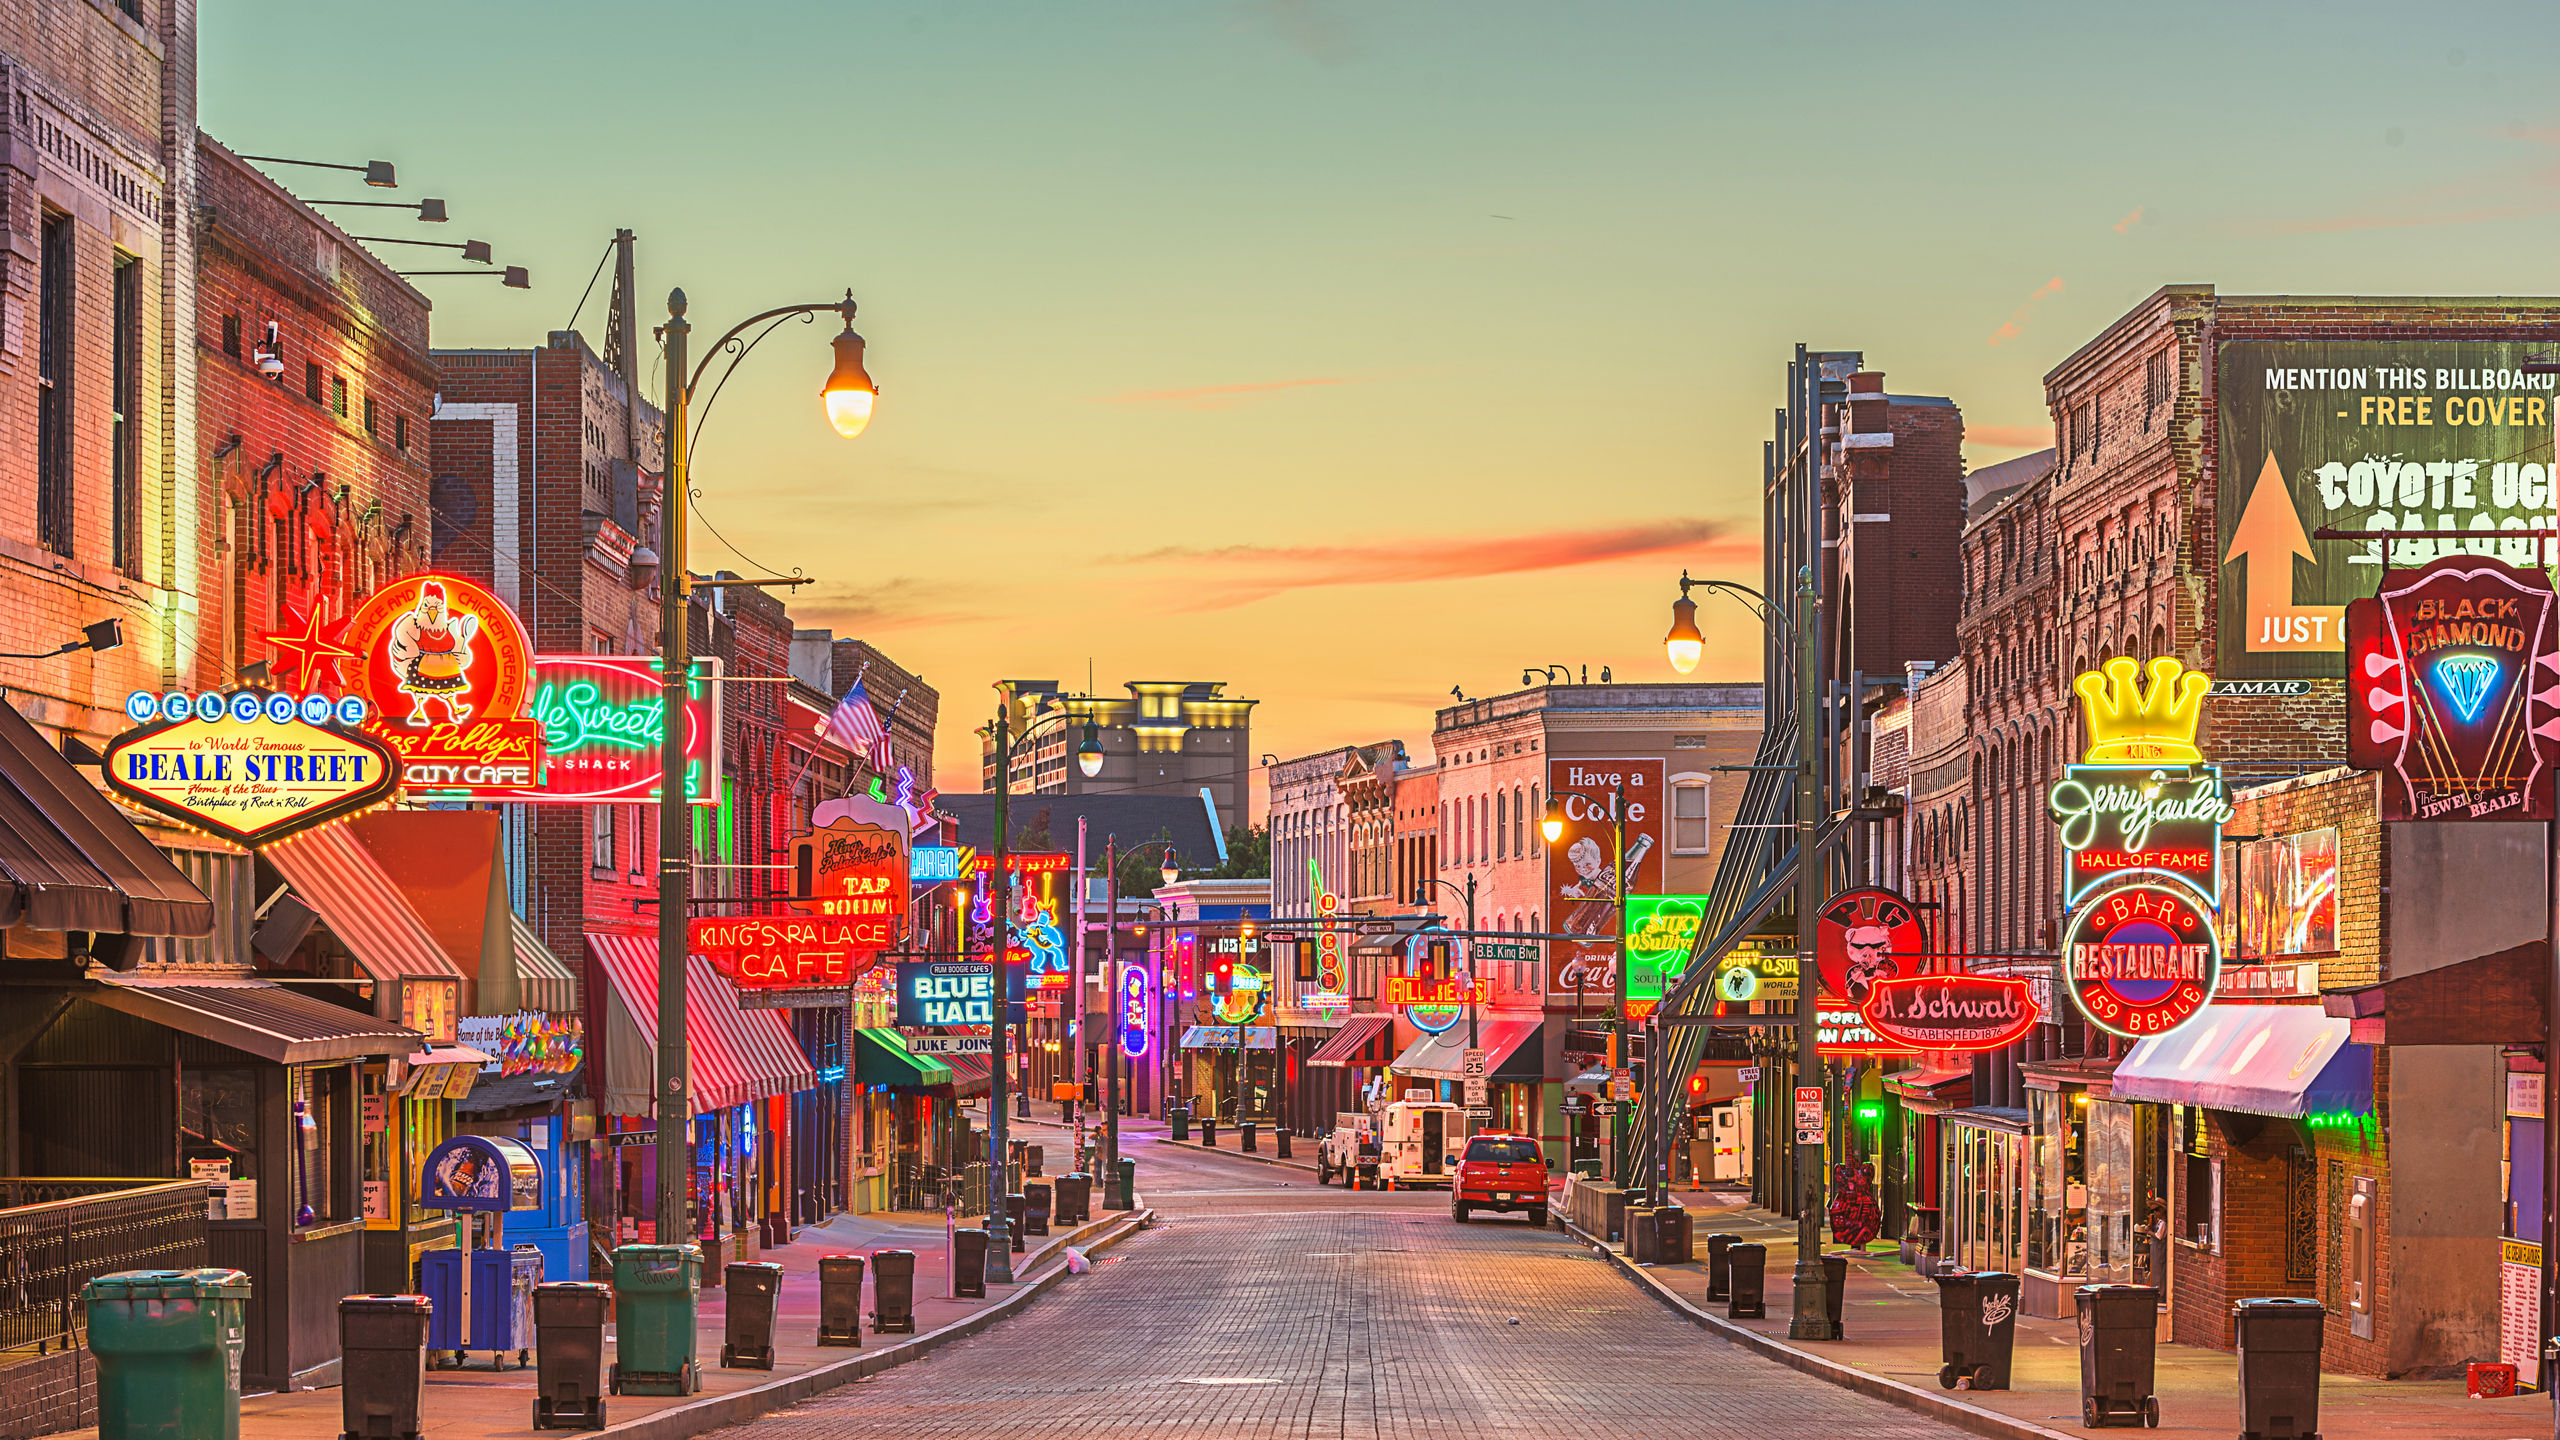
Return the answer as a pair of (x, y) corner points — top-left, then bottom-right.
(1096, 836), (1180, 1205)
(1077, 720), (1105, 779)
(820, 298), (878, 438)
(1664, 574), (1707, 674)
(652, 285), (874, 1260)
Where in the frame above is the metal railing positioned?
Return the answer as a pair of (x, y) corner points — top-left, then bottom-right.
(0, 1180), (209, 1355)
(890, 1158), (995, 1218)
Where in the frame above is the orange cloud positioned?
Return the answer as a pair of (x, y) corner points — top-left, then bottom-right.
(2112, 206), (2145, 234)
(1133, 518), (1747, 610)
(1092, 376), (1358, 409)
(1970, 423), (2053, 450)
(1987, 276), (2065, 348)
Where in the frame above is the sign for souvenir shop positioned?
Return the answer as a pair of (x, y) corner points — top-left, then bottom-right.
(458, 1012), (583, 1076)
(1117, 961), (1152, 1059)
(2060, 880), (2221, 1039)
(105, 689), (401, 847)
(2346, 556), (2560, 821)
(335, 573), (545, 797)
(1623, 894), (1708, 1012)
(1813, 887), (1926, 1005)
(893, 959), (1025, 1027)
(463, 654), (719, 806)
(416, 1135), (543, 1214)
(1858, 974), (2040, 1053)
(1544, 757), (1665, 999)
(2213, 339), (2558, 680)
(691, 916), (885, 989)
(793, 808), (909, 946)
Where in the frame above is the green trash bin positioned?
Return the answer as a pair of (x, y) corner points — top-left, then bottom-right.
(1108, 1157), (1137, 1211)
(84, 1267), (252, 1440)
(608, 1244), (702, 1397)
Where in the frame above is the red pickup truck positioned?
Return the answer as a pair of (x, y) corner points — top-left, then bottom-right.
(1451, 1133), (1549, 1226)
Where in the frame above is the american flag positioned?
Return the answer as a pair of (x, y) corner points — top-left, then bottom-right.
(819, 681), (893, 771)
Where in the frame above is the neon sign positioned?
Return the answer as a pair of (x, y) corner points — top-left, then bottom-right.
(1813, 887), (1926, 1005)
(1118, 962), (1150, 1058)
(1382, 975), (1491, 1008)
(1212, 963), (1267, 1026)
(690, 916), (882, 989)
(910, 847), (961, 881)
(893, 960), (1022, 1026)
(1858, 974), (2039, 1053)
(337, 573), (546, 798)
(459, 654), (719, 806)
(105, 691), (400, 847)
(2347, 557), (2560, 821)
(794, 813), (907, 948)
(2049, 766), (2232, 906)
(1623, 894), (1708, 1008)
(2061, 881), (2220, 1039)
(2073, 655), (2209, 765)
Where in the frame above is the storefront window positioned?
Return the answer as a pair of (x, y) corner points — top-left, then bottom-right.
(2086, 1100), (2137, 1284)
(287, 1066), (347, 1225)
(182, 1066), (259, 1212)
(404, 1096), (449, 1224)
(1947, 1122), (2025, 1274)
(2027, 1088), (2091, 1278)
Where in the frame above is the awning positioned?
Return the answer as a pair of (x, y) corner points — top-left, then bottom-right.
(0, 699), (212, 936)
(266, 827), (466, 999)
(1387, 1016), (1542, 1082)
(2111, 1003), (2375, 1119)
(86, 973), (418, 1063)
(942, 1049), (990, 1096)
(456, 1064), (580, 1116)
(854, 1028), (953, 1088)
(1352, 920), (1433, 957)
(1181, 1025), (1276, 1050)
(1307, 1013), (1395, 1068)
(1565, 1065), (1610, 1094)
(587, 933), (815, 1116)
(1884, 1066), (1974, 1105)
(511, 916), (578, 1014)
(406, 1043), (495, 1069)
(2320, 937), (2544, 1046)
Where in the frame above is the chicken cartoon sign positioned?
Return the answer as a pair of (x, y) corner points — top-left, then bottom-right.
(338, 574), (541, 796)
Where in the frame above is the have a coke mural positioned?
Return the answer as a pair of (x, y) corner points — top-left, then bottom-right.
(1544, 757), (1663, 1002)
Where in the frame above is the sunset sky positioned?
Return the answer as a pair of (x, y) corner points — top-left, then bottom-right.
(204, 1), (2560, 804)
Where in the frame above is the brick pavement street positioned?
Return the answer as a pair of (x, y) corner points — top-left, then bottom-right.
(715, 1129), (1974, 1439)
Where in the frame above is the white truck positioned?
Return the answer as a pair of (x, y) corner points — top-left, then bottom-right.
(1373, 1100), (1466, 1190)
(1316, 1111), (1380, 1189)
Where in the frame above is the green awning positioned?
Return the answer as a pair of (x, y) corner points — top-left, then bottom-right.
(855, 1027), (953, 1088)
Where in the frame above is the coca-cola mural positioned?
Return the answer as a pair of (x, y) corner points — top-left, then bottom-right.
(1544, 757), (1663, 1004)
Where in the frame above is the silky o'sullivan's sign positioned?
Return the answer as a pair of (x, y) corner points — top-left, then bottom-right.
(105, 690), (401, 847)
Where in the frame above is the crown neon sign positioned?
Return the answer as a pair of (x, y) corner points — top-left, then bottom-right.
(2073, 656), (2209, 765)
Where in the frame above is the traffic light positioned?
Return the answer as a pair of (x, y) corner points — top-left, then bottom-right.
(1426, 938), (1451, 980)
(1688, 1072), (1707, 1098)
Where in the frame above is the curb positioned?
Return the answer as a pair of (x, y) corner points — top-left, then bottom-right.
(598, 1199), (1154, 1440)
(1155, 1135), (1320, 1174)
(1555, 1216), (2078, 1440)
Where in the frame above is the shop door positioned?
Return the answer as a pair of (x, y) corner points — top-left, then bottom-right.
(2087, 1102), (2137, 1285)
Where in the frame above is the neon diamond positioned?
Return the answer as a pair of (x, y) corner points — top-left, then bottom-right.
(2433, 654), (2503, 723)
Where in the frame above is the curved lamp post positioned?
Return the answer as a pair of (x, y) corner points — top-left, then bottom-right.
(1097, 837), (1180, 1205)
(653, 288), (875, 1256)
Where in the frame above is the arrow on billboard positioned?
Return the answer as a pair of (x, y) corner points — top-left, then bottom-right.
(2225, 451), (2347, 654)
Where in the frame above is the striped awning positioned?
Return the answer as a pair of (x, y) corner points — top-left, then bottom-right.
(588, 933), (814, 1115)
(941, 1048), (991, 1097)
(1307, 1013), (1395, 1068)
(265, 826), (466, 994)
(510, 914), (578, 1014)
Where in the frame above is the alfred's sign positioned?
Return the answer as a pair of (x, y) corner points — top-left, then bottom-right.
(2061, 881), (2220, 1039)
(1860, 974), (2039, 1053)
(2347, 556), (2560, 821)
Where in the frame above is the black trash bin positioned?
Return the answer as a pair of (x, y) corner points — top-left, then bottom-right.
(1055, 1173), (1090, 1226)
(1242, 1121), (1259, 1153)
(1659, 1207), (1692, 1265)
(1601, 1187), (1632, 1244)
(1005, 1194), (1028, 1252)
(719, 1262), (783, 1370)
(1821, 1253), (1850, 1340)
(1026, 1144), (1045, 1178)
(953, 1229), (990, 1299)
(816, 1255), (864, 1347)
(871, 1249), (917, 1334)
(1725, 1241), (1768, 1320)
(1276, 1130), (1293, 1160)
(532, 1281), (611, 1431)
(339, 1293), (429, 1440)
(1171, 1105), (1191, 1141)
(1202, 1116), (1218, 1147)
(1933, 1270), (2022, 1390)
(2076, 1284), (2161, 1428)
(2234, 1297), (2325, 1440)
(1024, 1180), (1053, 1237)
(1705, 1233), (1739, 1300)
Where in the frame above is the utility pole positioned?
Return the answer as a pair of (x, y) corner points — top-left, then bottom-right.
(653, 292), (694, 1250)
(1788, 557), (1826, 1340)
(986, 692), (1016, 1283)
(1103, 833), (1125, 1203)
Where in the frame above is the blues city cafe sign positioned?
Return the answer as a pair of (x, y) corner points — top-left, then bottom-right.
(2061, 881), (2221, 1040)
(334, 573), (544, 797)
(2347, 557), (2560, 821)
(106, 690), (400, 847)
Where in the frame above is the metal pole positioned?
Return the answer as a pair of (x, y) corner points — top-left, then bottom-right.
(1104, 833), (1125, 1205)
(1613, 783), (1630, 1189)
(986, 693), (1015, 1283)
(653, 290), (694, 1248)
(1074, 817), (1088, 1149)
(1465, 873), (1479, 1051)
(1790, 560), (1827, 1340)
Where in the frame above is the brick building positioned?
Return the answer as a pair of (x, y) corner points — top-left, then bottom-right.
(987, 678), (1258, 837)
(1826, 369), (1967, 682)
(788, 628), (938, 782)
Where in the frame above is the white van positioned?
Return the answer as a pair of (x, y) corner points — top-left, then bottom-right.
(1374, 1101), (1466, 1189)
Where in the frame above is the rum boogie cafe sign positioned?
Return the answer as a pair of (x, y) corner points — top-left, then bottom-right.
(1859, 974), (2039, 1053)
(2061, 881), (2221, 1039)
(106, 690), (400, 847)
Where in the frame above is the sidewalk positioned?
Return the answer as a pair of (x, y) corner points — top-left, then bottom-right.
(1566, 1189), (2550, 1440)
(965, 1102), (1322, 1173)
(51, 1199), (1147, 1440)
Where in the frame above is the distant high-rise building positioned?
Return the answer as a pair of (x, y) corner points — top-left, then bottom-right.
(982, 680), (1257, 838)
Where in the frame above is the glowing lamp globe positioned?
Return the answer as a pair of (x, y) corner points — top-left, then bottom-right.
(821, 319), (877, 439)
(1665, 592), (1705, 675)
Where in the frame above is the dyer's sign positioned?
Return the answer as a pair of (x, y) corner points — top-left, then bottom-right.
(2347, 556), (2560, 821)
(106, 690), (400, 847)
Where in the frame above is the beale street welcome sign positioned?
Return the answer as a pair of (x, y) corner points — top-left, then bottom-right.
(2347, 556), (2560, 821)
